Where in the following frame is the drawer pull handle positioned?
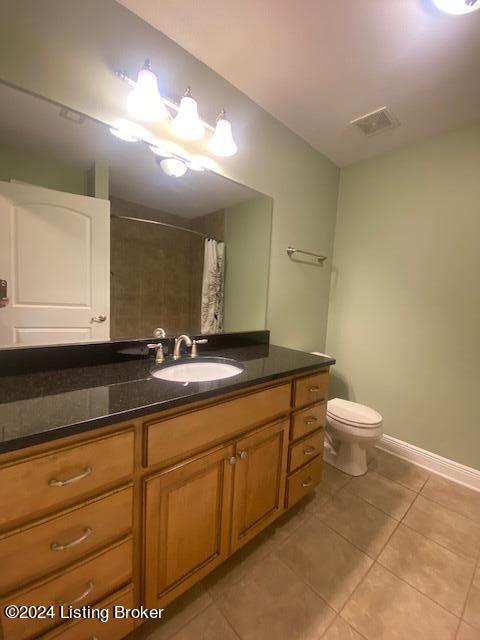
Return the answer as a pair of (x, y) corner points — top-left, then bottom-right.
(51, 527), (93, 551)
(301, 477), (314, 488)
(49, 466), (92, 487)
(58, 580), (94, 606)
(238, 450), (248, 460)
(303, 446), (316, 456)
(309, 385), (321, 392)
(305, 416), (318, 425)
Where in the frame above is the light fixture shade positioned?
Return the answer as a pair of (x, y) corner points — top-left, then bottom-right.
(171, 88), (205, 140)
(127, 60), (168, 122)
(160, 157), (188, 178)
(432, 0), (479, 13)
(208, 112), (238, 157)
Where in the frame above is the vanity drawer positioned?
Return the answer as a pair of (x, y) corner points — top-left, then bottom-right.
(291, 402), (327, 441)
(0, 431), (134, 529)
(286, 457), (323, 508)
(289, 429), (324, 473)
(293, 371), (329, 409)
(42, 585), (136, 640)
(147, 383), (291, 467)
(0, 538), (133, 640)
(0, 485), (133, 595)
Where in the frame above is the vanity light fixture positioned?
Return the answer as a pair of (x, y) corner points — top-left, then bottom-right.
(149, 140), (187, 158)
(170, 87), (205, 140)
(432, 0), (479, 13)
(115, 62), (238, 156)
(126, 59), (168, 122)
(159, 157), (188, 178)
(208, 110), (238, 157)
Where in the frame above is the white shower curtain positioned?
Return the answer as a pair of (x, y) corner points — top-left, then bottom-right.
(201, 239), (225, 334)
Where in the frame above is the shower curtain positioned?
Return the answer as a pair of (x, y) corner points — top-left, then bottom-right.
(201, 239), (225, 334)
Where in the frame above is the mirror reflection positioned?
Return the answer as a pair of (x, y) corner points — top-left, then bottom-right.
(0, 83), (272, 348)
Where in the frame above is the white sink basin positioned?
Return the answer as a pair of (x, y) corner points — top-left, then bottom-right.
(151, 358), (244, 383)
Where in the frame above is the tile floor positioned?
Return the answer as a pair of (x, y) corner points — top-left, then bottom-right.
(131, 449), (480, 640)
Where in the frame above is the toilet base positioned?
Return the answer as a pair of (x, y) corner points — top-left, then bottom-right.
(323, 439), (369, 476)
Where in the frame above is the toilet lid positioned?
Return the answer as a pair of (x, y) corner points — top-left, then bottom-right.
(327, 398), (382, 427)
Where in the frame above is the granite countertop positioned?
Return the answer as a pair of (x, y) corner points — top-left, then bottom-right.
(0, 344), (335, 454)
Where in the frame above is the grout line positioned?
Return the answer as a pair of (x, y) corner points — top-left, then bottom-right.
(342, 481), (414, 522)
(418, 484), (480, 527)
(457, 546), (480, 635)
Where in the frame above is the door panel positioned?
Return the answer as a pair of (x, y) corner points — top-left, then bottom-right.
(0, 181), (110, 346)
(230, 419), (289, 552)
(144, 444), (234, 608)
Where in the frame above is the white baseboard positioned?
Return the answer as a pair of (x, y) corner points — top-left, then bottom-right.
(377, 434), (480, 493)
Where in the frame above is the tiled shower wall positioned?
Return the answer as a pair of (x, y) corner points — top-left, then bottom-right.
(110, 196), (224, 339)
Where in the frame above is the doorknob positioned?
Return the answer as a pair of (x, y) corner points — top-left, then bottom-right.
(91, 314), (107, 323)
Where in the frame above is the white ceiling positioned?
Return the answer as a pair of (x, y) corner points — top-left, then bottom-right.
(0, 83), (262, 217)
(117, 0), (480, 166)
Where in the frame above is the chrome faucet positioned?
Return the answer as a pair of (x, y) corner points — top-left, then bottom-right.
(173, 334), (193, 359)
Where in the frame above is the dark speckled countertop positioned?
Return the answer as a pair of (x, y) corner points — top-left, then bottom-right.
(0, 344), (335, 453)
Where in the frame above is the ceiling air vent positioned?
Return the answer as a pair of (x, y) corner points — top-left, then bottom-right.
(350, 107), (399, 136)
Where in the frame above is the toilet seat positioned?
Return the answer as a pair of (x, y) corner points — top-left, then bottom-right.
(327, 398), (382, 429)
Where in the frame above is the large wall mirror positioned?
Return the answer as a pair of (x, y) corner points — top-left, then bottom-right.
(0, 82), (273, 348)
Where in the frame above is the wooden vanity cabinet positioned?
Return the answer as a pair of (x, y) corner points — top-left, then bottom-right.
(0, 367), (329, 640)
(143, 443), (234, 608)
(230, 419), (289, 552)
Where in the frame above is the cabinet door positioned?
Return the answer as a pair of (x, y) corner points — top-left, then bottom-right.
(230, 420), (289, 552)
(144, 444), (234, 608)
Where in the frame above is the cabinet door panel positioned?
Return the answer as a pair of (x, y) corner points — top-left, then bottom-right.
(230, 420), (289, 552)
(144, 444), (234, 608)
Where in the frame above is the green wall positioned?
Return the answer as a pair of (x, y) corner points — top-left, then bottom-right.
(0, 0), (339, 352)
(0, 144), (87, 195)
(327, 123), (480, 470)
(224, 197), (272, 332)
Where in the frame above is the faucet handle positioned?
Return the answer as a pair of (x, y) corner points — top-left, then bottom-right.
(147, 343), (165, 364)
(191, 338), (209, 357)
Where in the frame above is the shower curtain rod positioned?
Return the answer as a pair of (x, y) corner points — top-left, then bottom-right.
(111, 214), (216, 240)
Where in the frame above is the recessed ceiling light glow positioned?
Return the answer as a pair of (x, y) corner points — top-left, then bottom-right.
(109, 120), (148, 142)
(432, 0), (480, 14)
(160, 158), (188, 178)
(127, 59), (168, 122)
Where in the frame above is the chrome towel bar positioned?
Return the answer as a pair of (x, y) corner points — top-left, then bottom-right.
(286, 246), (327, 264)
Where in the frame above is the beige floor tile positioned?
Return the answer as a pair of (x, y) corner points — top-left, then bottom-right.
(205, 529), (273, 600)
(464, 565), (480, 631)
(261, 500), (313, 553)
(322, 616), (365, 639)
(457, 622), (480, 640)
(316, 488), (399, 557)
(346, 471), (416, 519)
(216, 554), (335, 640)
(131, 583), (213, 640)
(342, 563), (459, 640)
(168, 604), (238, 640)
(403, 495), (480, 560)
(276, 516), (373, 611)
(305, 463), (352, 515)
(369, 449), (429, 492)
(378, 524), (475, 616)
(421, 476), (480, 525)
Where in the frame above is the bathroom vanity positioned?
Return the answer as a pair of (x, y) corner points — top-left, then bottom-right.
(0, 339), (333, 640)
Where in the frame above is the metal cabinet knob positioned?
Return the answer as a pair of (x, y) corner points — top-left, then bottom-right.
(238, 450), (248, 460)
(91, 314), (107, 323)
(227, 456), (237, 465)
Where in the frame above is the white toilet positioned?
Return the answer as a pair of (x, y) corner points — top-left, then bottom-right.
(324, 398), (383, 476)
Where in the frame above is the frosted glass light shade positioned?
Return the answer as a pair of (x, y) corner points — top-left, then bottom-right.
(432, 0), (479, 13)
(208, 116), (237, 157)
(160, 158), (188, 177)
(109, 120), (147, 142)
(127, 62), (168, 122)
(171, 92), (205, 140)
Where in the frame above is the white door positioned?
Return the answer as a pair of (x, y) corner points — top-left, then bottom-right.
(0, 181), (110, 347)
